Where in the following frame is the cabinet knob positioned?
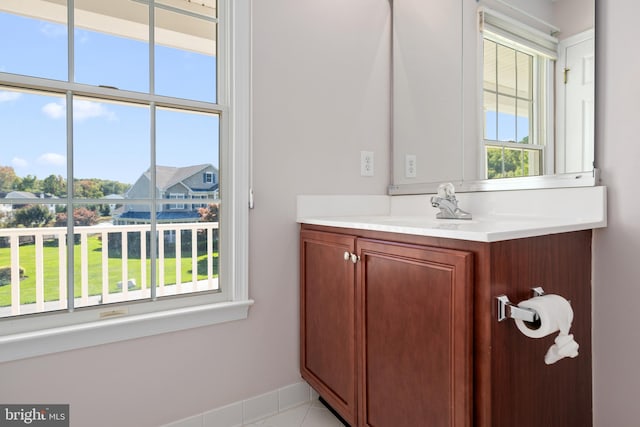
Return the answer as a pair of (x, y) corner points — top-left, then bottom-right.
(343, 251), (360, 263)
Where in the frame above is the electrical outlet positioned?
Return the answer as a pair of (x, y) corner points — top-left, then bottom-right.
(361, 151), (374, 177)
(405, 154), (417, 178)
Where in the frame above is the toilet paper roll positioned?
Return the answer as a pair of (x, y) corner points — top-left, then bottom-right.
(514, 294), (574, 339)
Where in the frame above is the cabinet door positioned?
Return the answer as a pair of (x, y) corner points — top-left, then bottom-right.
(357, 240), (473, 427)
(300, 230), (357, 425)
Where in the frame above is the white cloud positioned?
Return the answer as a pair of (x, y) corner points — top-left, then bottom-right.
(12, 157), (28, 168)
(42, 101), (66, 119)
(42, 99), (117, 122)
(74, 100), (117, 121)
(37, 153), (66, 166)
(0, 91), (21, 102)
(40, 23), (66, 38)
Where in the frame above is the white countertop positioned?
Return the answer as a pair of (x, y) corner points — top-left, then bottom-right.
(298, 214), (604, 242)
(297, 187), (607, 242)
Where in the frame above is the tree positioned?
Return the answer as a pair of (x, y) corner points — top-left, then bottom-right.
(198, 203), (219, 222)
(487, 148), (530, 179)
(99, 180), (130, 196)
(42, 174), (66, 196)
(12, 205), (53, 227)
(73, 179), (103, 199)
(55, 207), (99, 227)
(0, 166), (18, 192)
(15, 174), (41, 193)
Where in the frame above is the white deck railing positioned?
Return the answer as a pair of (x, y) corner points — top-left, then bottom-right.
(0, 222), (219, 317)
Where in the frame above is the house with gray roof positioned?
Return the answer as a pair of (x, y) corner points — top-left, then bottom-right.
(4, 191), (59, 213)
(114, 164), (219, 225)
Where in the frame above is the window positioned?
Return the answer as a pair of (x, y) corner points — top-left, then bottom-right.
(480, 8), (556, 179)
(0, 0), (251, 361)
(169, 193), (186, 210)
(192, 194), (209, 209)
(204, 172), (215, 184)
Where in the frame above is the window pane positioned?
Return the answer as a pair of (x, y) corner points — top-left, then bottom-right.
(155, 203), (219, 298)
(496, 95), (516, 142)
(156, 108), (219, 174)
(486, 146), (504, 179)
(483, 90), (497, 140)
(154, 109), (219, 297)
(0, 87), (67, 193)
(497, 44), (516, 97)
(0, 87), (68, 318)
(516, 99), (531, 143)
(0, 202), (67, 318)
(0, 10), (67, 81)
(516, 51), (532, 99)
(72, 203), (151, 310)
(74, 0), (149, 92)
(73, 97), (150, 199)
(73, 97), (147, 199)
(486, 146), (542, 179)
(483, 39), (497, 92)
(523, 148), (542, 176)
(155, 0), (217, 102)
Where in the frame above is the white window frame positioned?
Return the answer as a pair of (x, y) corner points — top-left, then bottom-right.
(0, 0), (252, 363)
(169, 193), (186, 209)
(204, 171), (214, 184)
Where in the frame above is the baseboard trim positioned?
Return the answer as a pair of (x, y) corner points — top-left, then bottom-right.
(162, 381), (317, 427)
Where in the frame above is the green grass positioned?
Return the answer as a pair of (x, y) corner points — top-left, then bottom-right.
(0, 234), (218, 307)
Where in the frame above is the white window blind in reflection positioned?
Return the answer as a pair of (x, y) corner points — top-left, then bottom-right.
(479, 7), (558, 59)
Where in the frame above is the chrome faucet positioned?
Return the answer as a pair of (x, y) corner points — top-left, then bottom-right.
(430, 183), (472, 220)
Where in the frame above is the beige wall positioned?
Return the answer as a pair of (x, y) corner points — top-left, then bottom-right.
(552, 0), (594, 40)
(592, 0), (640, 425)
(0, 1), (391, 426)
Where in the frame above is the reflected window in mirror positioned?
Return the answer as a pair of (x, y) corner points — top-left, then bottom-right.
(482, 34), (553, 179)
(480, 8), (558, 181)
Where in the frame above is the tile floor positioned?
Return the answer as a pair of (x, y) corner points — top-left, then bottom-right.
(243, 400), (347, 427)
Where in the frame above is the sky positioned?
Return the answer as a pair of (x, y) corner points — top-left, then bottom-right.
(485, 111), (530, 143)
(0, 10), (219, 186)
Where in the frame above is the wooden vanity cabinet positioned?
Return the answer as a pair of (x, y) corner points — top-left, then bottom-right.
(300, 224), (593, 427)
(300, 228), (473, 427)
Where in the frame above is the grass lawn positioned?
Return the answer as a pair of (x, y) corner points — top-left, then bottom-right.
(0, 234), (218, 307)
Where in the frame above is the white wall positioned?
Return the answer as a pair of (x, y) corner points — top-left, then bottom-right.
(592, 0), (640, 425)
(0, 1), (391, 426)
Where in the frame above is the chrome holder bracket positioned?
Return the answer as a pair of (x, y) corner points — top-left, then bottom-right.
(496, 287), (546, 323)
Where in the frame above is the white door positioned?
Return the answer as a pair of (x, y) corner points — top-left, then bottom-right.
(556, 29), (595, 173)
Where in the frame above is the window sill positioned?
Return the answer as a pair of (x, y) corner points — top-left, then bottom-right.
(0, 299), (254, 363)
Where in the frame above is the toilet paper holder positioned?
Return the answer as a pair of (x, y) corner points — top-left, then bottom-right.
(496, 287), (545, 323)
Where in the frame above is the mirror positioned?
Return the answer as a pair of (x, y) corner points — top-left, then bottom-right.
(390, 0), (596, 194)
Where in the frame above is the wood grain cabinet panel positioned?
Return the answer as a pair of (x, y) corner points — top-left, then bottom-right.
(300, 225), (592, 427)
(357, 239), (473, 427)
(300, 230), (358, 425)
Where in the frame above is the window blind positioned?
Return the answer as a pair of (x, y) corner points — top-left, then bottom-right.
(479, 7), (558, 59)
